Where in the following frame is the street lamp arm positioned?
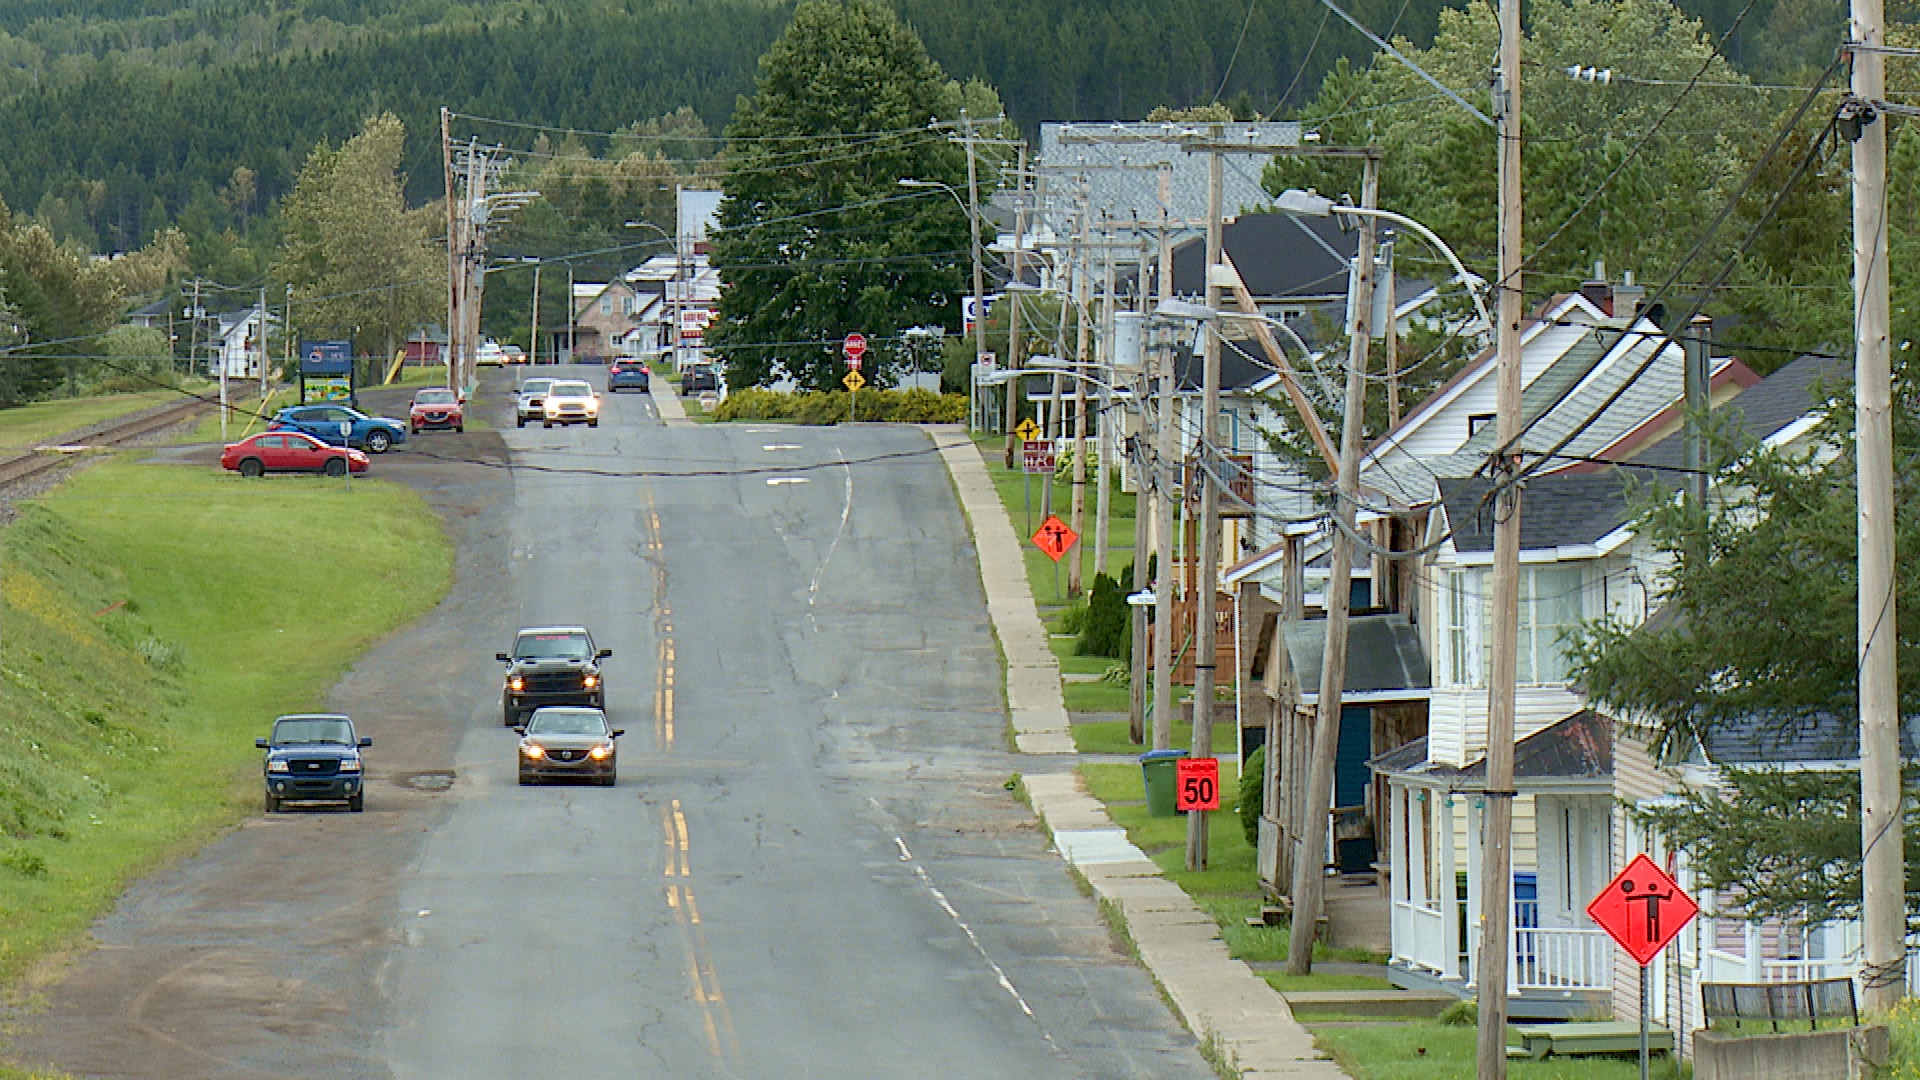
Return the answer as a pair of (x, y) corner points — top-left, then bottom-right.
(1336, 206), (1494, 334)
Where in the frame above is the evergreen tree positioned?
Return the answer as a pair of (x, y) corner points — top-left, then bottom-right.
(707, 0), (979, 391)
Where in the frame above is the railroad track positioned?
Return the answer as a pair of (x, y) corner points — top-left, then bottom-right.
(0, 397), (214, 491)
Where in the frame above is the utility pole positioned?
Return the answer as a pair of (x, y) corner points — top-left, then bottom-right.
(1850, 0), (1905, 1016)
(567, 261), (576, 363)
(1478, 0), (1526, 1071)
(1094, 242), (1116, 576)
(963, 127), (989, 433)
(1069, 207), (1091, 596)
(1286, 156), (1379, 973)
(1005, 157), (1030, 468)
(442, 108), (460, 393)
(258, 285), (270, 400)
(1151, 222), (1178, 752)
(672, 185), (684, 371)
(1185, 132), (1226, 873)
(529, 262), (542, 366)
(1382, 237), (1401, 427)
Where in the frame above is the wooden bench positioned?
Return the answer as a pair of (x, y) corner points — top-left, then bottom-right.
(1510, 1021), (1674, 1059)
(1700, 977), (1858, 1031)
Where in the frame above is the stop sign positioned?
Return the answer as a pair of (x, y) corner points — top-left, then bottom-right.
(843, 332), (867, 370)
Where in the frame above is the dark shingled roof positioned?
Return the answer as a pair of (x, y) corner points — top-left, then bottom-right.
(1631, 352), (1848, 470)
(1171, 339), (1273, 394)
(1170, 213), (1355, 300)
(1283, 614), (1430, 699)
(1698, 710), (1920, 765)
(1370, 710), (1613, 786)
(1440, 472), (1638, 554)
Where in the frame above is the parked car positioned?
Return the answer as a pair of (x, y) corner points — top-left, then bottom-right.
(498, 626), (611, 725)
(269, 404), (407, 453)
(515, 378), (555, 428)
(680, 364), (721, 396)
(409, 387), (465, 434)
(222, 431), (368, 477)
(257, 713), (372, 812)
(515, 707), (623, 786)
(543, 380), (600, 427)
(607, 360), (651, 393)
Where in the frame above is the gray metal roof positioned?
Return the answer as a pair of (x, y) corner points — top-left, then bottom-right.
(1370, 710), (1612, 786)
(1033, 123), (1294, 252)
(1698, 711), (1920, 765)
(1282, 613), (1430, 699)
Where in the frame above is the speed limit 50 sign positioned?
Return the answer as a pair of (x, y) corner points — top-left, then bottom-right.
(1175, 757), (1221, 812)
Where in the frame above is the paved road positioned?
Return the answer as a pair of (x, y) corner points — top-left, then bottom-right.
(11, 367), (1209, 1078)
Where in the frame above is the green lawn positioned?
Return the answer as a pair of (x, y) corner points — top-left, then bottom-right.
(970, 432), (1137, 609)
(0, 391), (187, 448)
(1311, 1021), (1684, 1080)
(178, 387), (291, 443)
(0, 460), (449, 999)
(1073, 719), (1194, 756)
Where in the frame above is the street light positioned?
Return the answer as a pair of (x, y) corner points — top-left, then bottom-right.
(627, 220), (684, 368)
(901, 177), (989, 431)
(1272, 188), (1493, 333)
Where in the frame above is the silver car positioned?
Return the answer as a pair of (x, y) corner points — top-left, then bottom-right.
(515, 378), (555, 428)
(542, 380), (600, 428)
(515, 707), (622, 786)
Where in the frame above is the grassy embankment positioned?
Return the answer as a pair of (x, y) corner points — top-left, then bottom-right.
(0, 391), (190, 449)
(0, 459), (449, 1022)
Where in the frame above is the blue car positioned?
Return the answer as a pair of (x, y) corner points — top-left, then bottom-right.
(257, 713), (372, 812)
(269, 404), (408, 453)
(607, 359), (651, 393)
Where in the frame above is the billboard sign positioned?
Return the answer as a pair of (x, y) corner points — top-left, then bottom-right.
(300, 340), (353, 376)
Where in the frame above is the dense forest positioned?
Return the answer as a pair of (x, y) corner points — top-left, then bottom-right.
(0, 0), (1855, 264)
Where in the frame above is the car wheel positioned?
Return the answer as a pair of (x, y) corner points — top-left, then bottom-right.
(588, 419), (599, 428)
(348, 794), (364, 813)
(543, 420), (552, 428)
(598, 775), (616, 787)
(410, 425), (419, 435)
(324, 457), (348, 478)
(265, 793), (279, 813)
(456, 424), (464, 433)
(516, 415), (526, 428)
(365, 430), (393, 454)
(518, 772), (533, 786)
(239, 458), (265, 478)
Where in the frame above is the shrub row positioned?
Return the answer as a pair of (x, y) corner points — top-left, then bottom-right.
(712, 387), (967, 425)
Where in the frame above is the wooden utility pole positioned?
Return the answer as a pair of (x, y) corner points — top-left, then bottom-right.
(1069, 209), (1091, 596)
(1129, 251), (1151, 745)
(1003, 152), (1030, 467)
(1094, 244), (1117, 577)
(1850, 0), (1905, 1015)
(1286, 156), (1378, 972)
(1151, 204), (1178, 753)
(1185, 132), (1227, 872)
(442, 108), (459, 393)
(258, 285), (270, 400)
(1478, 0), (1526, 1071)
(529, 262), (542, 367)
(963, 115), (989, 433)
(1382, 237), (1401, 426)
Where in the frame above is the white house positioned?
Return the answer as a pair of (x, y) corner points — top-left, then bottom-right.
(211, 305), (275, 380)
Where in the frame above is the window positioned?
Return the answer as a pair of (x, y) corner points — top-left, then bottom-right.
(1468, 412), (1495, 437)
(622, 296), (635, 315)
(1518, 565), (1584, 684)
(1443, 569), (1479, 687)
(600, 297), (612, 315)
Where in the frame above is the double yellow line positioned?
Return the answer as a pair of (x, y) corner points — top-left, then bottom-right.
(663, 798), (738, 1064)
(643, 488), (734, 1066)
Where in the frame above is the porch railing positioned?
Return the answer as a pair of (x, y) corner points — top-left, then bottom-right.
(1513, 925), (1612, 992)
(1393, 901), (1449, 975)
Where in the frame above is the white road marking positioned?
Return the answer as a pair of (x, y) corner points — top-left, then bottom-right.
(762, 443), (803, 451)
(766, 477), (809, 486)
(805, 446), (855, 631)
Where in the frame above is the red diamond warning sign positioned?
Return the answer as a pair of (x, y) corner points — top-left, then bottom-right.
(1587, 853), (1698, 967)
(1032, 515), (1078, 562)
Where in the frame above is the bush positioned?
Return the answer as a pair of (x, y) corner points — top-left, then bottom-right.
(711, 387), (966, 425)
(1055, 602), (1088, 635)
(1077, 568), (1132, 658)
(1437, 1000), (1477, 1026)
(1239, 744), (1265, 846)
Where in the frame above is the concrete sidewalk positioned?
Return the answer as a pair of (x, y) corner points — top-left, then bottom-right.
(928, 424), (1346, 1079)
(648, 377), (693, 427)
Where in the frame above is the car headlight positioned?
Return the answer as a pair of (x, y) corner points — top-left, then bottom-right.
(521, 743), (545, 759)
(507, 675), (524, 691)
(338, 758), (362, 772)
(588, 744), (613, 761)
(582, 674), (599, 689)
(267, 759), (289, 773)
(586, 400), (599, 414)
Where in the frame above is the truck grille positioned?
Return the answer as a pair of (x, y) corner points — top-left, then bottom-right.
(524, 673), (585, 693)
(289, 757), (339, 776)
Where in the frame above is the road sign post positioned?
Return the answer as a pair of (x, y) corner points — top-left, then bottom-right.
(1588, 853), (1697, 1080)
(1174, 757), (1220, 812)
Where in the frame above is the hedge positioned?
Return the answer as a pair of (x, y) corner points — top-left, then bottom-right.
(711, 387), (967, 425)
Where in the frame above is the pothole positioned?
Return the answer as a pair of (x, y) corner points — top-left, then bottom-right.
(396, 770), (456, 792)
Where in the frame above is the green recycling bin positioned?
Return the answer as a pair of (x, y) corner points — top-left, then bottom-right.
(1140, 749), (1189, 818)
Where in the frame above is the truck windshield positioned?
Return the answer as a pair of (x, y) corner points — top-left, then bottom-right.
(273, 717), (353, 745)
(515, 633), (590, 660)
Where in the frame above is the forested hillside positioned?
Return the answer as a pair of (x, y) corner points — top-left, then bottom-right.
(0, 0), (1865, 263)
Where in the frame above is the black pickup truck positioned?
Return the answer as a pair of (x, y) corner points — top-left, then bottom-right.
(498, 626), (611, 725)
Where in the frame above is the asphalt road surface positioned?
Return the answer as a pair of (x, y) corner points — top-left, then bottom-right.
(11, 367), (1210, 1079)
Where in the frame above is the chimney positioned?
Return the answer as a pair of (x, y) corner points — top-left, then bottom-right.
(1683, 313), (1712, 506)
(1612, 269), (1646, 322)
(1579, 279), (1613, 314)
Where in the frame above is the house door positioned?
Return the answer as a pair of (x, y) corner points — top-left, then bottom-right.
(1334, 706), (1374, 872)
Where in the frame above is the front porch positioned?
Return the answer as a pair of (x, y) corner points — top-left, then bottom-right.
(1373, 711), (1616, 1019)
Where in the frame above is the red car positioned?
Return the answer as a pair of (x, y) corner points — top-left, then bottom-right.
(222, 431), (368, 477)
(409, 387), (465, 433)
